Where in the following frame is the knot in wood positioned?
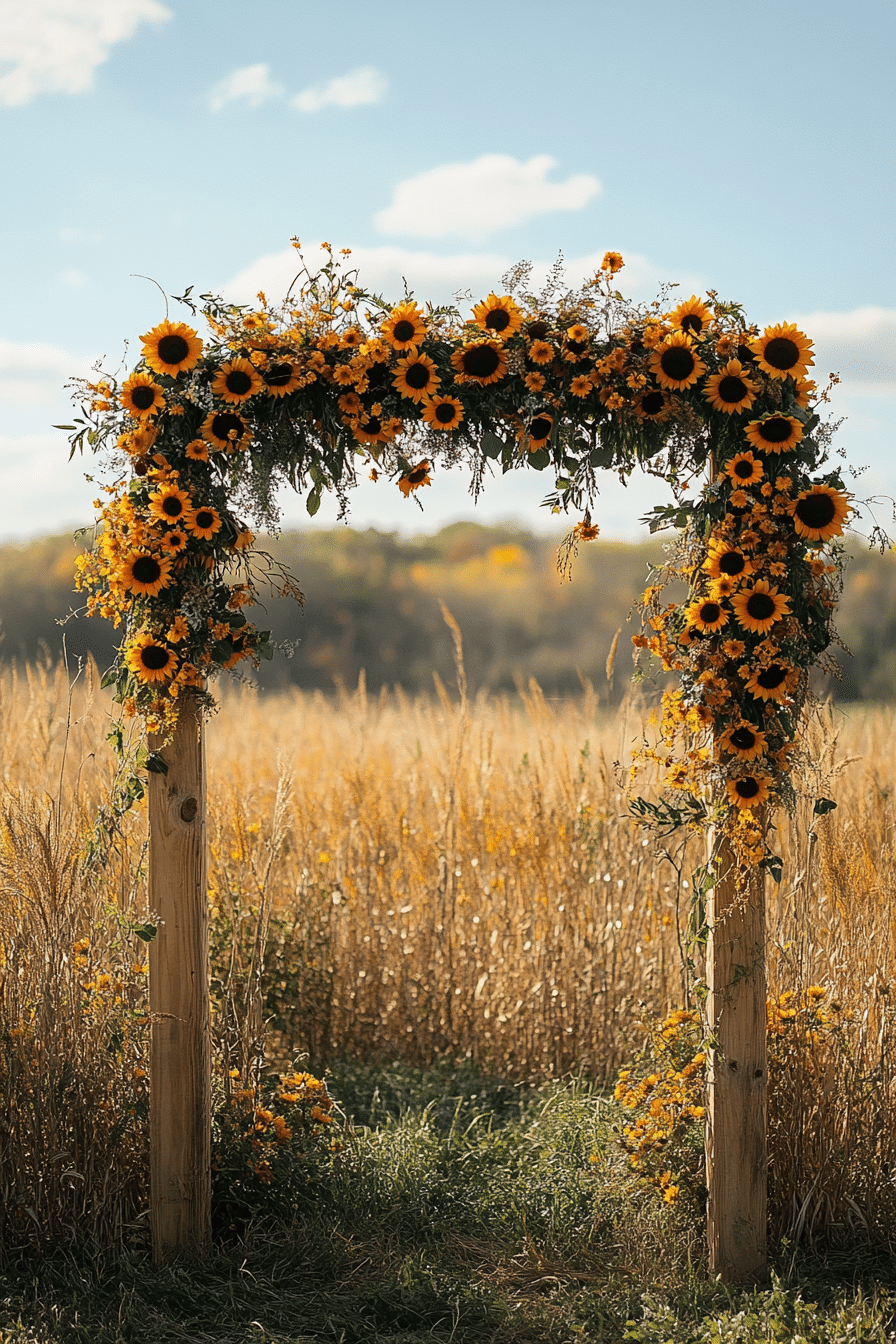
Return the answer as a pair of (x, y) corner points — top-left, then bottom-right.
(180, 796), (199, 823)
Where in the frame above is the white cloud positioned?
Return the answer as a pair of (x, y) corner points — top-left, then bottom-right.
(790, 306), (896, 394)
(223, 243), (700, 311)
(0, 0), (170, 108)
(374, 154), (601, 241)
(0, 434), (99, 539)
(290, 65), (387, 114)
(208, 62), (284, 113)
(0, 338), (89, 406)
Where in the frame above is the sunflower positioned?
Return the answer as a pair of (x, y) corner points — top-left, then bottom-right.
(528, 339), (555, 365)
(752, 323), (814, 381)
(118, 550), (173, 597)
(186, 506), (223, 541)
(703, 360), (759, 415)
(126, 633), (179, 685)
(338, 391), (362, 416)
(633, 388), (671, 422)
(725, 452), (763, 487)
(792, 378), (817, 408)
(162, 527), (188, 554)
(719, 723), (768, 761)
(744, 414), (803, 454)
(140, 320), (203, 377)
(524, 372), (546, 393)
(668, 296), (713, 338)
(746, 662), (796, 702)
(201, 410), (250, 451)
(790, 485), (850, 541)
(601, 251), (624, 273)
(649, 332), (706, 391)
(450, 341), (507, 385)
(398, 460), (432, 496)
(570, 374), (593, 398)
(393, 353), (440, 403)
(726, 775), (771, 810)
(351, 414), (395, 446)
(521, 414), (553, 449)
(211, 358), (262, 404)
(704, 543), (753, 581)
(121, 372), (166, 419)
(684, 597), (728, 634)
(262, 360), (302, 397)
(381, 302), (426, 351)
(471, 294), (523, 340)
(422, 395), (464, 431)
(731, 580), (792, 634)
(148, 485), (192, 525)
(185, 438), (209, 461)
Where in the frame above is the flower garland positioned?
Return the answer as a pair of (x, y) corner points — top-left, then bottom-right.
(66, 242), (854, 863)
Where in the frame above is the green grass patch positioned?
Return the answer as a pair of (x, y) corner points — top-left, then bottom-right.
(1, 1063), (894, 1343)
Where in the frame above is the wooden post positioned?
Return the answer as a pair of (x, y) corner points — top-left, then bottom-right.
(705, 827), (768, 1282)
(148, 693), (211, 1262)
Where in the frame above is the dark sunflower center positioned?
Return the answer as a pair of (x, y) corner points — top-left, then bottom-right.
(194, 510), (215, 530)
(659, 346), (696, 381)
(485, 309), (511, 332)
(405, 362), (432, 389)
(529, 416), (552, 441)
(719, 551), (746, 575)
(735, 778), (760, 799)
(132, 556), (162, 584)
(746, 593), (776, 621)
(758, 416), (793, 444)
(699, 602), (721, 624)
(737, 343), (756, 364)
(763, 336), (800, 371)
(162, 496), (183, 517)
(157, 334), (190, 365)
(566, 338), (586, 353)
(527, 321), (548, 341)
(211, 412), (245, 441)
(131, 386), (156, 410)
(264, 362), (294, 387)
(408, 467), (428, 484)
(463, 345), (501, 378)
(734, 460), (756, 479)
(641, 390), (665, 416)
(364, 416), (382, 436)
(435, 403), (457, 424)
(392, 320), (416, 343)
(718, 375), (748, 403)
(141, 645), (171, 671)
(757, 664), (787, 690)
(225, 369), (253, 396)
(730, 727), (757, 751)
(680, 314), (704, 335)
(795, 493), (837, 528)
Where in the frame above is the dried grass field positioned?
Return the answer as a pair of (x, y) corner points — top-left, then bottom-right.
(1, 657), (896, 1270)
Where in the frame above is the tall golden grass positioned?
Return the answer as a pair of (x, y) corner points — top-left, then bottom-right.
(1, 656), (895, 1251)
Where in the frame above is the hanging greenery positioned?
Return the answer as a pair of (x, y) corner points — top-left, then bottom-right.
(64, 240), (860, 869)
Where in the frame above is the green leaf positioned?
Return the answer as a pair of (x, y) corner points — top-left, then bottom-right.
(813, 797), (837, 816)
(53, 424), (77, 431)
(481, 430), (505, 460)
(306, 487), (321, 517)
(527, 448), (550, 471)
(146, 752), (169, 776)
(134, 922), (157, 943)
(100, 666), (118, 690)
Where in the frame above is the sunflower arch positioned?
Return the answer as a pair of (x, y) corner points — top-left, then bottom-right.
(67, 242), (854, 1279)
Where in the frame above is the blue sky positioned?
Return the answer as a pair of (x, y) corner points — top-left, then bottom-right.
(1, 0), (894, 541)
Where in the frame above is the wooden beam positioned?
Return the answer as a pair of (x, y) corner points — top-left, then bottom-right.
(705, 828), (768, 1282)
(148, 693), (211, 1262)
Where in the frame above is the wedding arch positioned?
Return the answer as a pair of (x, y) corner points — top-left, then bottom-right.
(65, 240), (853, 1281)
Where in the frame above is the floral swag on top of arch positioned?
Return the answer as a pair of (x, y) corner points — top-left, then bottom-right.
(65, 240), (858, 875)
